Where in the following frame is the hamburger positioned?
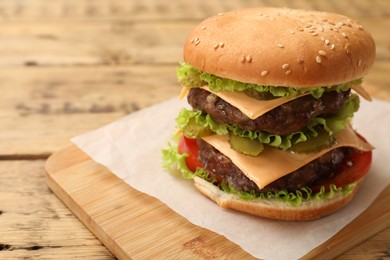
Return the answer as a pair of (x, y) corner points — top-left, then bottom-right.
(163, 7), (375, 221)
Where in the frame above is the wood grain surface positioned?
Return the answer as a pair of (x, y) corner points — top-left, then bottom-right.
(1, 0), (389, 259)
(44, 144), (390, 259)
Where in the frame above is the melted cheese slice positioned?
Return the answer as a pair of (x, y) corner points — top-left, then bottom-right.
(202, 86), (304, 120)
(200, 84), (372, 119)
(351, 85), (372, 101)
(179, 87), (190, 100)
(201, 124), (373, 189)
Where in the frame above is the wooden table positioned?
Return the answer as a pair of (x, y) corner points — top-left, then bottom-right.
(1, 1), (389, 259)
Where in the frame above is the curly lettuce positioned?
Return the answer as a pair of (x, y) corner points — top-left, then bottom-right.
(161, 134), (356, 207)
(177, 62), (362, 99)
(176, 94), (360, 150)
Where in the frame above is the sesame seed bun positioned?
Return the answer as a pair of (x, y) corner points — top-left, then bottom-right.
(193, 176), (365, 221)
(184, 8), (376, 88)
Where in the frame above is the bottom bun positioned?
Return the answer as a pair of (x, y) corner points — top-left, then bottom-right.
(193, 176), (364, 221)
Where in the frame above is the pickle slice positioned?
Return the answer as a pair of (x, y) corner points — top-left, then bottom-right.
(182, 118), (213, 138)
(243, 88), (277, 100)
(229, 134), (264, 156)
(290, 130), (336, 154)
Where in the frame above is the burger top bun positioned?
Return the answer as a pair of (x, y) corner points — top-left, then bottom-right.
(184, 8), (376, 88)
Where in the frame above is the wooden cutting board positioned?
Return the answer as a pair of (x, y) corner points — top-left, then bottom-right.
(45, 144), (390, 259)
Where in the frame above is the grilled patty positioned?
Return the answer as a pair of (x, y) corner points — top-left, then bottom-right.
(197, 138), (352, 193)
(188, 88), (350, 135)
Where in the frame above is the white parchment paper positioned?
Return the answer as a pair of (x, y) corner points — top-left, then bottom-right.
(72, 97), (390, 260)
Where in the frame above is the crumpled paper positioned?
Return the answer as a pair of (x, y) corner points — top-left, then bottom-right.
(72, 96), (390, 260)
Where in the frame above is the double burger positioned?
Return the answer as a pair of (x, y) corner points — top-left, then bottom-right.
(163, 7), (375, 221)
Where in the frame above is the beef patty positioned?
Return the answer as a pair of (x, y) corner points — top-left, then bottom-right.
(197, 138), (352, 193)
(188, 88), (350, 135)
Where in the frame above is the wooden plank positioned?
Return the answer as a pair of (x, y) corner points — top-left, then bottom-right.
(365, 61), (390, 91)
(304, 185), (390, 259)
(0, 160), (114, 259)
(335, 228), (390, 259)
(0, 66), (178, 157)
(45, 145), (254, 259)
(0, 0), (388, 21)
(0, 21), (192, 66)
(0, 18), (387, 67)
(45, 144), (390, 259)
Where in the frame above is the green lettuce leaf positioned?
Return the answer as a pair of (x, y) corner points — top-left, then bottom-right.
(162, 135), (214, 182)
(161, 134), (356, 207)
(161, 134), (194, 179)
(220, 178), (356, 207)
(176, 94), (360, 150)
(177, 62), (362, 99)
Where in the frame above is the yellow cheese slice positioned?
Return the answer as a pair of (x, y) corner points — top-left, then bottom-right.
(179, 87), (190, 100)
(201, 124), (373, 189)
(351, 84), (372, 101)
(200, 85), (371, 119)
(202, 86), (306, 120)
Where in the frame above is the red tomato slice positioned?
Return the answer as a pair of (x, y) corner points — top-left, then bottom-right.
(178, 136), (203, 172)
(311, 149), (372, 192)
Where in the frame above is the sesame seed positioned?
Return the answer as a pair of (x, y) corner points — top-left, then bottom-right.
(305, 24), (312, 28)
(202, 26), (207, 30)
(320, 36), (325, 41)
(277, 43), (284, 48)
(219, 42), (225, 48)
(325, 39), (330, 45)
(297, 27), (304, 32)
(213, 44), (219, 50)
(282, 63), (289, 69)
(285, 70), (292, 75)
(347, 161), (353, 167)
(218, 12), (224, 16)
(319, 50), (326, 56)
(261, 70), (269, 76)
(193, 37), (200, 45)
(322, 18), (328, 22)
(344, 43), (350, 50)
(297, 59), (304, 64)
(330, 44), (335, 50)
(290, 30), (295, 34)
(312, 32), (318, 36)
(316, 56), (322, 63)
(341, 32), (348, 38)
(240, 56), (246, 63)
(358, 25), (364, 30)
(246, 55), (252, 63)
(358, 59), (362, 67)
